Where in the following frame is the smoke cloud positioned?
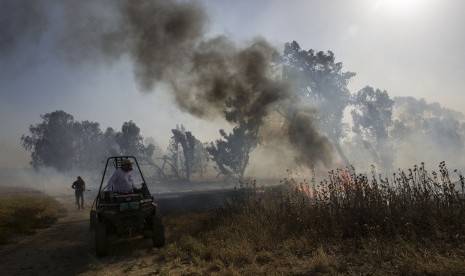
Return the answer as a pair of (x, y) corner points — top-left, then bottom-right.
(1, 0), (334, 169)
(0, 0), (48, 63)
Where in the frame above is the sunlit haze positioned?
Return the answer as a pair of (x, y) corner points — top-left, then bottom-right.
(372, 0), (430, 14)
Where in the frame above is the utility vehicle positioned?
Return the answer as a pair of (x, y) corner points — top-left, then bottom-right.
(90, 156), (165, 256)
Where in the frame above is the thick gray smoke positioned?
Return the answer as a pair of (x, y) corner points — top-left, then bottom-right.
(1, 0), (334, 168)
(0, 0), (48, 62)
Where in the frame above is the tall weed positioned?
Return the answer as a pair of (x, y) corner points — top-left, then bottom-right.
(218, 162), (465, 243)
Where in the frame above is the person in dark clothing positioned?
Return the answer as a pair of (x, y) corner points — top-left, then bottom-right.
(71, 176), (86, 210)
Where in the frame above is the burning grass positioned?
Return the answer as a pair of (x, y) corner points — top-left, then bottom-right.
(150, 162), (465, 275)
(258, 161), (465, 242)
(0, 187), (67, 244)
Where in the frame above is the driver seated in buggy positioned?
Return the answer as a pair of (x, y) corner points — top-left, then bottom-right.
(106, 159), (137, 194)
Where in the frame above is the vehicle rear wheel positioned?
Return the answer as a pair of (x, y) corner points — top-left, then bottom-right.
(90, 210), (97, 231)
(95, 222), (108, 256)
(152, 215), (165, 248)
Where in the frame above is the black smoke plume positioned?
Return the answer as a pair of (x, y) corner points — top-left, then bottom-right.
(1, 0), (334, 168)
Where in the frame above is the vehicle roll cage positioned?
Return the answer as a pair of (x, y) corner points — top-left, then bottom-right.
(92, 156), (147, 209)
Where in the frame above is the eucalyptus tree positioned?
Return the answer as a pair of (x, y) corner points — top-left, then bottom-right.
(115, 120), (155, 164)
(21, 110), (77, 172)
(280, 41), (355, 165)
(207, 121), (258, 180)
(351, 86), (394, 170)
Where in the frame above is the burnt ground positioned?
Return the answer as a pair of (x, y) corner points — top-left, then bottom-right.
(0, 189), (236, 276)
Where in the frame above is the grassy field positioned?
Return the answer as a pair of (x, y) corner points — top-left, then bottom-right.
(3, 162), (465, 275)
(0, 187), (67, 244)
(144, 162), (465, 275)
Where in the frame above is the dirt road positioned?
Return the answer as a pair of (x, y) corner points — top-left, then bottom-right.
(0, 189), (234, 275)
(0, 196), (164, 276)
(0, 198), (93, 275)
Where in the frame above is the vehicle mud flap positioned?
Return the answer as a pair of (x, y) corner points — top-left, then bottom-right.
(152, 215), (165, 248)
(96, 222), (108, 256)
(90, 210), (97, 231)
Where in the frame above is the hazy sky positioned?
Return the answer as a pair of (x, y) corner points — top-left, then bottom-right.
(1, 0), (464, 169)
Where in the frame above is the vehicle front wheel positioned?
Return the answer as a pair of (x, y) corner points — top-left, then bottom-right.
(89, 210), (97, 231)
(95, 222), (108, 256)
(152, 215), (165, 248)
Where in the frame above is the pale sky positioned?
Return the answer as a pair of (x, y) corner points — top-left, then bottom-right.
(1, 0), (464, 168)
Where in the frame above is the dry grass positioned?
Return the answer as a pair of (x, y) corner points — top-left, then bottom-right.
(0, 186), (67, 244)
(5, 163), (464, 275)
(136, 162), (465, 275)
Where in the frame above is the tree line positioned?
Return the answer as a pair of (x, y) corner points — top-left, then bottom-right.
(279, 41), (465, 171)
(21, 41), (465, 180)
(20, 111), (155, 173)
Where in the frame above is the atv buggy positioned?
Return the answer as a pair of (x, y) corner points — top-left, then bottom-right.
(89, 156), (165, 256)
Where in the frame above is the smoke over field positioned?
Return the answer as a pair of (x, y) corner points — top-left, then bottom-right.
(1, 0), (334, 171)
(3, 0), (465, 178)
(0, 167), (102, 197)
(2, 2), (465, 274)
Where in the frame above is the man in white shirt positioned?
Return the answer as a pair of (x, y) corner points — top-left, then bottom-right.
(107, 159), (135, 193)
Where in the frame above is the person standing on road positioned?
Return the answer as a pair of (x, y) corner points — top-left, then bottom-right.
(71, 176), (86, 210)
(106, 159), (135, 193)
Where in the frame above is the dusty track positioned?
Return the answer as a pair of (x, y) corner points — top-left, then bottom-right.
(0, 195), (164, 276)
(0, 197), (94, 275)
(0, 189), (235, 275)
